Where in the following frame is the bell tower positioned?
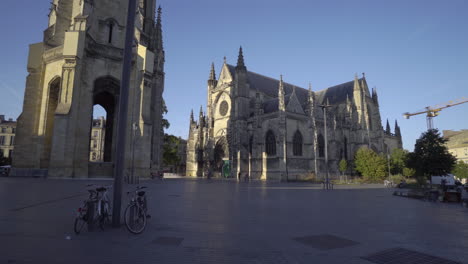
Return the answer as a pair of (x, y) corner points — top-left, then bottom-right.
(12, 0), (165, 180)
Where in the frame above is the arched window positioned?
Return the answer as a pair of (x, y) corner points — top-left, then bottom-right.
(318, 134), (325, 157)
(293, 130), (303, 156)
(265, 130), (276, 156)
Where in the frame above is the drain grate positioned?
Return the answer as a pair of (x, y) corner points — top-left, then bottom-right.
(293, 234), (359, 250)
(362, 247), (462, 264)
(152, 236), (184, 246)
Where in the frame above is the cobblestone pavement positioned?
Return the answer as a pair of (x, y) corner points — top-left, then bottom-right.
(0, 177), (467, 264)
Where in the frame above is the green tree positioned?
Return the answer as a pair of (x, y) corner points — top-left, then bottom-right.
(339, 159), (347, 174)
(402, 167), (416, 178)
(339, 159), (348, 182)
(390, 148), (408, 175)
(453, 160), (468, 179)
(162, 99), (170, 129)
(354, 147), (387, 182)
(407, 129), (457, 179)
(162, 134), (180, 168)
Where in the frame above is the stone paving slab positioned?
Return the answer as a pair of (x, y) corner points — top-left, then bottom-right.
(0, 177), (467, 264)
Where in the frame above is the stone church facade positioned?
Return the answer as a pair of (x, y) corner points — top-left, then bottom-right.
(12, 0), (165, 180)
(186, 48), (402, 180)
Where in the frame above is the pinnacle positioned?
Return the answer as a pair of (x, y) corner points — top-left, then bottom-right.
(209, 62), (216, 80)
(236, 46), (246, 69)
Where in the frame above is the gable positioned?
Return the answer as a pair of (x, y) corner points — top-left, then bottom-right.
(286, 92), (305, 114)
(217, 63), (233, 84)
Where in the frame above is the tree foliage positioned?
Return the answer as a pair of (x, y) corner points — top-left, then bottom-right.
(162, 99), (170, 129)
(453, 161), (468, 179)
(402, 167), (416, 178)
(354, 147), (387, 182)
(406, 129), (457, 178)
(339, 159), (347, 174)
(390, 148), (408, 175)
(162, 134), (180, 167)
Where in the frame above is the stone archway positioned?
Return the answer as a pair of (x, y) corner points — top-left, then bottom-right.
(41, 76), (61, 168)
(92, 76), (120, 163)
(214, 137), (228, 173)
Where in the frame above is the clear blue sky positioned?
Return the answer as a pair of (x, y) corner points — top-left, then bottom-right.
(0, 0), (467, 151)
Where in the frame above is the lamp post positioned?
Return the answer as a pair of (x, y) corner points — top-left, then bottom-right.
(112, 0), (136, 228)
(130, 122), (138, 184)
(319, 101), (332, 190)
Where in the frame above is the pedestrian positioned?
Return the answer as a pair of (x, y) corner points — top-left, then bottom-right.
(461, 186), (468, 208)
(238, 172), (241, 181)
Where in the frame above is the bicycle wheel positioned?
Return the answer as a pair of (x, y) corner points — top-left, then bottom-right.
(74, 217), (86, 234)
(124, 203), (147, 234)
(74, 202), (88, 234)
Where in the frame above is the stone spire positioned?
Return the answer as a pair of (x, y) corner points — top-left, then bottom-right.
(155, 6), (163, 51)
(207, 62), (217, 87)
(236, 46), (246, 71)
(395, 120), (401, 138)
(386, 119), (391, 134)
(209, 62), (216, 80)
(190, 109), (194, 124)
(199, 106), (205, 127)
(278, 75), (285, 111)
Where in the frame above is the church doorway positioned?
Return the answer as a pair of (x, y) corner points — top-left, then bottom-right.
(214, 137), (228, 176)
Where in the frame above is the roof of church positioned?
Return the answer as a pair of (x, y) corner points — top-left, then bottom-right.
(226, 64), (361, 113)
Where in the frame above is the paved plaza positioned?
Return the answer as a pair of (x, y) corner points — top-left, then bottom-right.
(0, 177), (467, 264)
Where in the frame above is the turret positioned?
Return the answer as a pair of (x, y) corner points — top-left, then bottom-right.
(234, 47), (249, 118)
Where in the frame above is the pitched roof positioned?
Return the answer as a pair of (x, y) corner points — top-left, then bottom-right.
(226, 64), (362, 113)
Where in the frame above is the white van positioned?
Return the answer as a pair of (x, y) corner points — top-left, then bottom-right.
(431, 174), (456, 185)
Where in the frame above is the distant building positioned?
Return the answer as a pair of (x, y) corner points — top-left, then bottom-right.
(0, 115), (16, 160)
(444, 130), (468, 163)
(89, 117), (106, 162)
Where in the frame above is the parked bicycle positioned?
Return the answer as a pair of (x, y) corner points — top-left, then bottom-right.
(74, 184), (112, 234)
(124, 186), (148, 234)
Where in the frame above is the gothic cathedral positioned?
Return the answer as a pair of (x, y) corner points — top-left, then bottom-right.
(12, 0), (165, 180)
(186, 48), (402, 180)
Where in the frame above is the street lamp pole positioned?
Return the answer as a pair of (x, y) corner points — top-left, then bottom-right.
(112, 0), (136, 228)
(320, 101), (331, 190)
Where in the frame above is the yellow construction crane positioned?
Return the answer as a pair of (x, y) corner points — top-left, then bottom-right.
(403, 97), (468, 130)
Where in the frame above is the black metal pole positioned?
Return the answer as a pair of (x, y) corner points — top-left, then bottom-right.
(323, 106), (329, 190)
(112, 0), (137, 228)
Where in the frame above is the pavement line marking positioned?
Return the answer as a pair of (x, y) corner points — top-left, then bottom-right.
(10, 194), (84, 212)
